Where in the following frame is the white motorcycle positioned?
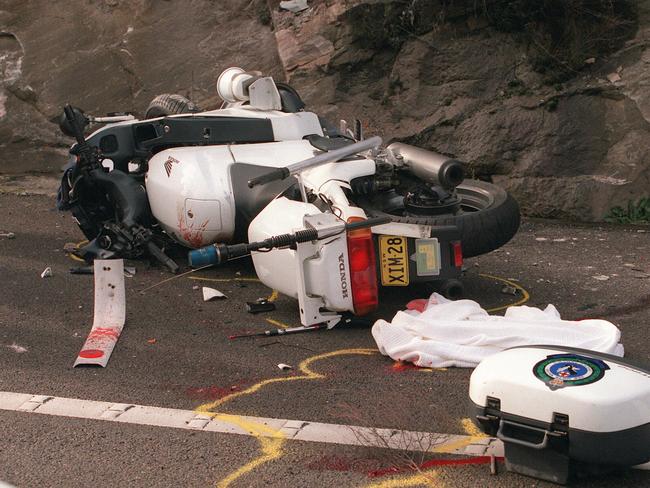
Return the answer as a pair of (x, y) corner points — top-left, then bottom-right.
(58, 68), (520, 327)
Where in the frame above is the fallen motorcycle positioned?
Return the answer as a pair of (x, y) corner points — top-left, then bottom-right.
(57, 67), (520, 326)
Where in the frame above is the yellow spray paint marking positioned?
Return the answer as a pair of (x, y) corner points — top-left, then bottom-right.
(197, 348), (376, 414)
(480, 273), (530, 313)
(264, 318), (289, 330)
(213, 414), (284, 488)
(197, 348), (377, 488)
(361, 417), (487, 487)
(460, 418), (487, 438)
(266, 289), (279, 303)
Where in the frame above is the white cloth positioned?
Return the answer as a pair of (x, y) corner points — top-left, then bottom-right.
(372, 293), (624, 368)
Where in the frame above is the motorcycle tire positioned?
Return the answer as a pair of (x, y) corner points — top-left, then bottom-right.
(145, 94), (200, 119)
(357, 179), (520, 258)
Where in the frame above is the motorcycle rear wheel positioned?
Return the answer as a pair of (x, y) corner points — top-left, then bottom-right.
(357, 179), (520, 258)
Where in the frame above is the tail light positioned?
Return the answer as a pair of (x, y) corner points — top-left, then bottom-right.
(346, 217), (379, 315)
(452, 240), (463, 268)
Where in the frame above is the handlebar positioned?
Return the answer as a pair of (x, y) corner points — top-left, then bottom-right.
(247, 136), (382, 188)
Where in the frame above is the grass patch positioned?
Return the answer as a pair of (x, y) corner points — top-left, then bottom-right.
(605, 198), (650, 224)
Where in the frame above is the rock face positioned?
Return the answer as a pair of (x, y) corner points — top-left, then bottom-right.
(0, 0), (282, 173)
(1, 0), (649, 222)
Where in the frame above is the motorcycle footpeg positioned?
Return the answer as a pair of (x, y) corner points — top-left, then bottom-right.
(146, 241), (179, 274)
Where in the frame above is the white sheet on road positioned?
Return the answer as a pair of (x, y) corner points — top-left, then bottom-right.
(372, 293), (624, 368)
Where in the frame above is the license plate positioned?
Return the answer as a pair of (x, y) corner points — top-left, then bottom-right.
(379, 235), (409, 286)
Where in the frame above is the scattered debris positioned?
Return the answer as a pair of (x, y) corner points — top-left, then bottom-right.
(246, 298), (276, 314)
(552, 238), (567, 242)
(74, 259), (126, 368)
(624, 263), (636, 267)
(277, 363), (293, 371)
(592, 275), (610, 281)
(229, 323), (326, 339)
(147, 338), (157, 344)
(279, 0), (308, 13)
(192, 285), (200, 290)
(6, 343), (27, 353)
(40, 267), (53, 278)
(70, 265), (137, 277)
(70, 266), (93, 275)
(203, 287), (227, 301)
(535, 237), (548, 242)
(0, 232), (15, 239)
(584, 57), (596, 65)
(501, 285), (518, 296)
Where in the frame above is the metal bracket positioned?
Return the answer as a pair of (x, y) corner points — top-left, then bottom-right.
(293, 214), (345, 329)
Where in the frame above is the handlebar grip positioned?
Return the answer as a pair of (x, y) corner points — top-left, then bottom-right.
(345, 216), (392, 231)
(247, 167), (290, 188)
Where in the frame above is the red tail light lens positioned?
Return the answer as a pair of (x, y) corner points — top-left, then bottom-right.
(346, 218), (379, 315)
(452, 240), (463, 268)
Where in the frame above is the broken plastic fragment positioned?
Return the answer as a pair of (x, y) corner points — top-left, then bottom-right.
(0, 232), (15, 239)
(277, 363), (293, 370)
(6, 343), (27, 353)
(41, 267), (53, 278)
(203, 287), (227, 301)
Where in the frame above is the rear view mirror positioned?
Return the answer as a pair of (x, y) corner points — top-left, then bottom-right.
(59, 106), (88, 138)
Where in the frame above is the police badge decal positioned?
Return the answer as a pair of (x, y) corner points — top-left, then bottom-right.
(533, 353), (610, 390)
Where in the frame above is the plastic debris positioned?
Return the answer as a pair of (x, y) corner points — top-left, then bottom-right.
(279, 0), (308, 13)
(192, 285), (200, 290)
(203, 286), (227, 301)
(6, 343), (27, 354)
(40, 267), (53, 278)
(584, 57), (596, 64)
(246, 299), (276, 314)
(147, 338), (157, 344)
(277, 363), (293, 370)
(70, 266), (93, 275)
(124, 266), (137, 277)
(0, 232), (15, 239)
(592, 275), (610, 281)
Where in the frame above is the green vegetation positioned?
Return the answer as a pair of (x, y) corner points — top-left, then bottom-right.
(605, 198), (650, 224)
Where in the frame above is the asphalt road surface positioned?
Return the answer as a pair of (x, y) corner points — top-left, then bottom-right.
(0, 188), (649, 488)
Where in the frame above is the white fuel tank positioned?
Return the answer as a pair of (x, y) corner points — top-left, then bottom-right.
(145, 146), (237, 248)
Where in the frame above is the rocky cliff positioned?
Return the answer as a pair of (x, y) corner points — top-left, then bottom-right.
(1, 0), (649, 222)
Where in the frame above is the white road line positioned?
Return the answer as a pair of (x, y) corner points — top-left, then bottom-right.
(0, 391), (502, 456)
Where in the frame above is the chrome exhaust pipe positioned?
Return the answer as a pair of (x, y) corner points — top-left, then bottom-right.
(387, 143), (464, 189)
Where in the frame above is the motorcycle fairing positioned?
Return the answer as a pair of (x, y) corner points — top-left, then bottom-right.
(229, 163), (298, 242)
